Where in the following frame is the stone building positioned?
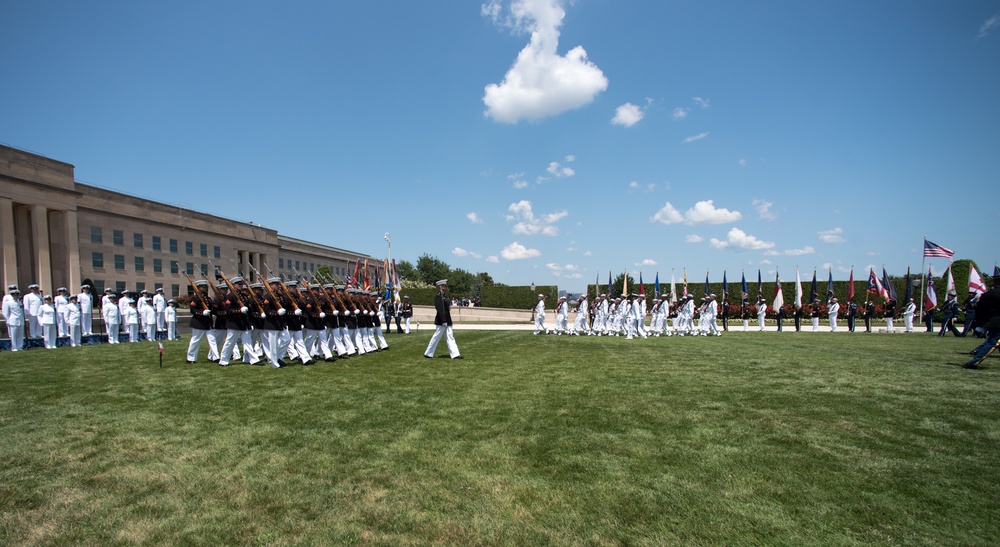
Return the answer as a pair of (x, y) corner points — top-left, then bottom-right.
(1, 144), (375, 299)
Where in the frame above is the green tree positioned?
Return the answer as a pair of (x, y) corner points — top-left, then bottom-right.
(447, 268), (476, 296)
(395, 260), (416, 283)
(416, 254), (451, 286)
(611, 273), (636, 298)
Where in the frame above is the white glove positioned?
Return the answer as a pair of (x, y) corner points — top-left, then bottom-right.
(319, 312), (326, 319)
(261, 312), (267, 319)
(202, 309), (211, 316)
(354, 309), (360, 315)
(332, 310), (340, 316)
(241, 307), (249, 314)
(294, 309), (302, 316)
(278, 308), (286, 316)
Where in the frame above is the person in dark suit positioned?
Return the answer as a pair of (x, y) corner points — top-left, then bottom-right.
(938, 292), (962, 337)
(423, 280), (462, 359)
(847, 300), (858, 332)
(863, 300), (875, 333)
(965, 274), (1000, 369)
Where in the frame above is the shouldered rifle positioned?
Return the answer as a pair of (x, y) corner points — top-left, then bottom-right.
(232, 265), (266, 315)
(184, 273), (212, 310)
(263, 263), (300, 312)
(248, 263), (287, 315)
(210, 261), (254, 314)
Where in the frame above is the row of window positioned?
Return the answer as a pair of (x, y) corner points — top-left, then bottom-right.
(91, 253), (214, 277)
(90, 227), (220, 258)
(90, 280), (184, 298)
(276, 258), (348, 277)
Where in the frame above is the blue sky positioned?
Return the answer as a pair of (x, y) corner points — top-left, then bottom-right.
(3, 1), (998, 292)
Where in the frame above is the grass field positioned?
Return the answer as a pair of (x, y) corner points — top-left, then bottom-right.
(1, 330), (997, 545)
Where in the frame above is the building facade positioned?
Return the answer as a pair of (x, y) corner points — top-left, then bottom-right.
(1, 144), (375, 298)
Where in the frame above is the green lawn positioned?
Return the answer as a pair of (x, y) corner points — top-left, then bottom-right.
(1, 331), (997, 545)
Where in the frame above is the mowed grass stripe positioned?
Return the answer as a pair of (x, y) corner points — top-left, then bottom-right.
(0, 331), (997, 545)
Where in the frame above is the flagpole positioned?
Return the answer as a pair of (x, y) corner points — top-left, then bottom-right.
(919, 235), (927, 323)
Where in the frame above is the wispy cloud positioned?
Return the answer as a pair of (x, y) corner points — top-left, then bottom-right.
(466, 212), (483, 224)
(509, 172), (528, 189)
(501, 241), (541, 260)
(692, 97), (710, 108)
(482, 0), (608, 122)
(652, 200), (742, 226)
(672, 107), (689, 120)
(818, 227), (845, 243)
(708, 227), (775, 251)
(452, 247), (482, 259)
(686, 234), (704, 243)
(979, 12), (1000, 39)
(683, 132), (710, 143)
(546, 156), (575, 178)
(546, 262), (582, 278)
(752, 198), (776, 221)
(635, 258), (657, 266)
(764, 246), (816, 257)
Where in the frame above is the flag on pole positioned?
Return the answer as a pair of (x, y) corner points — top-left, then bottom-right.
(924, 266), (937, 311)
(741, 272), (749, 306)
(158, 341), (163, 354)
(882, 267), (897, 301)
(757, 269), (762, 301)
(867, 268), (886, 300)
(654, 272), (660, 298)
(623, 269), (629, 296)
(722, 271), (729, 301)
(846, 267), (855, 302)
(596, 272), (600, 299)
(683, 268), (688, 297)
(773, 272), (784, 312)
(810, 269), (818, 303)
(923, 238), (955, 260)
(945, 265), (955, 295)
(969, 265), (986, 295)
(639, 272), (644, 296)
(608, 270), (613, 298)
(670, 271), (677, 304)
(903, 266), (912, 304)
(994, 265), (1000, 277)
(795, 268), (803, 309)
(704, 271), (710, 296)
(826, 268), (834, 302)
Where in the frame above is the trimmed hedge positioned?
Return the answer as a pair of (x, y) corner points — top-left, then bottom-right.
(481, 285), (559, 310)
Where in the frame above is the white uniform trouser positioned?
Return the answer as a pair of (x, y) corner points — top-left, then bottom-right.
(156, 311), (165, 331)
(69, 324), (81, 346)
(309, 328), (334, 359)
(221, 329), (258, 365)
(106, 322), (120, 343)
(43, 324), (57, 349)
(187, 328), (210, 361)
(904, 315), (913, 332)
(573, 314), (588, 334)
(886, 318), (894, 332)
(287, 329), (309, 363)
(338, 327), (356, 355)
(56, 312), (67, 337)
(29, 316), (41, 338)
(166, 321), (176, 340)
(128, 324), (139, 343)
(326, 327), (346, 356)
(758, 316), (766, 331)
(374, 326), (388, 349)
(81, 312), (93, 336)
(259, 329), (282, 367)
(349, 328), (366, 355)
(812, 317), (819, 331)
(424, 324), (460, 358)
(7, 324), (24, 351)
(829, 316), (838, 332)
(404, 317), (411, 333)
(145, 322), (156, 342)
(206, 329), (221, 360)
(533, 313), (547, 334)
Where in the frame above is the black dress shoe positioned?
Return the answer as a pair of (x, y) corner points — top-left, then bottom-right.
(453, 355), (464, 359)
(186, 360), (196, 364)
(278, 359), (288, 367)
(325, 357), (336, 362)
(424, 354), (433, 359)
(963, 362), (980, 369)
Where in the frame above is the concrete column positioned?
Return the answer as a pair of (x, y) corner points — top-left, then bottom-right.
(64, 210), (81, 292)
(0, 197), (17, 288)
(31, 204), (52, 293)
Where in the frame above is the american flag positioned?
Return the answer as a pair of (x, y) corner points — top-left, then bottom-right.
(923, 238), (955, 260)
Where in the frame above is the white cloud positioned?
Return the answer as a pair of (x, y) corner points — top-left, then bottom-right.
(483, 0), (608, 123)
(672, 107), (689, 120)
(487, 255), (500, 263)
(979, 12), (1000, 38)
(818, 227), (845, 243)
(501, 241), (541, 260)
(651, 202), (684, 224)
(708, 227), (775, 251)
(764, 246), (816, 257)
(692, 96), (710, 108)
(752, 198), (776, 221)
(507, 200), (566, 236)
(452, 247), (482, 259)
(651, 200), (741, 225)
(583, 250), (592, 256)
(686, 234), (704, 243)
(738, 158), (747, 167)
(635, 258), (657, 266)
(684, 132), (710, 143)
(612, 102), (644, 127)
(509, 172), (528, 189)
(546, 160), (575, 178)
(466, 212), (483, 224)
(684, 200), (742, 225)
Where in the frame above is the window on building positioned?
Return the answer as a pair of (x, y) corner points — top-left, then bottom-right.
(114, 254), (125, 270)
(152, 236), (161, 251)
(279, 258), (284, 268)
(153, 258), (162, 273)
(92, 252), (104, 268)
(136, 281), (145, 293)
(200, 244), (207, 257)
(91, 226), (102, 244)
(171, 284), (180, 298)
(135, 256), (144, 272)
(93, 280), (105, 294)
(116, 281), (126, 293)
(214, 246), (221, 259)
(186, 241), (193, 255)
(295, 260), (300, 270)
(134, 233), (143, 248)
(113, 230), (124, 246)
(186, 262), (194, 275)
(170, 239), (178, 253)
(201, 264), (208, 276)
(154, 283), (163, 292)
(170, 261), (179, 274)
